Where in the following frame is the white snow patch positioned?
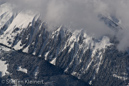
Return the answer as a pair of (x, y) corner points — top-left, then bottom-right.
(0, 10), (37, 46)
(39, 34), (42, 37)
(0, 60), (8, 77)
(38, 55), (41, 57)
(71, 71), (77, 76)
(89, 81), (93, 85)
(33, 51), (36, 55)
(113, 74), (128, 80)
(71, 71), (81, 79)
(50, 58), (57, 65)
(33, 66), (39, 79)
(17, 66), (27, 73)
(85, 59), (93, 71)
(95, 53), (103, 74)
(5, 11), (36, 33)
(0, 46), (11, 51)
(23, 46), (29, 53)
(13, 40), (23, 50)
(45, 51), (49, 60)
(68, 43), (74, 52)
(0, 3), (39, 48)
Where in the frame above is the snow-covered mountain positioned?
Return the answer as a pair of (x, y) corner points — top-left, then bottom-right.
(0, 3), (129, 86)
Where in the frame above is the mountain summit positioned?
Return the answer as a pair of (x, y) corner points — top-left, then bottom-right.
(0, 3), (129, 86)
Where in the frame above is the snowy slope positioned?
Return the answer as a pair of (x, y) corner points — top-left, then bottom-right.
(0, 2), (113, 79)
(0, 3), (128, 86)
(0, 3), (39, 47)
(0, 60), (8, 77)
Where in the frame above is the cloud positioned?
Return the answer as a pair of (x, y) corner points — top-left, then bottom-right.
(1, 0), (129, 51)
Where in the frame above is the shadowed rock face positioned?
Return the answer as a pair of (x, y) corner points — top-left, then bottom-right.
(0, 3), (129, 86)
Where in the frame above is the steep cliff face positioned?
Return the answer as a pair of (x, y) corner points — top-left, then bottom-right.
(0, 3), (129, 86)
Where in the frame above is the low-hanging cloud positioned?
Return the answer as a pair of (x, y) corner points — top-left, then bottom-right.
(1, 0), (129, 51)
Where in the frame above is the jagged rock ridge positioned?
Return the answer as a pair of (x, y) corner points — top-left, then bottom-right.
(0, 3), (129, 86)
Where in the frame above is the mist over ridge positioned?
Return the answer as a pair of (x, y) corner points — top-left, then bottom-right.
(0, 0), (129, 51)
